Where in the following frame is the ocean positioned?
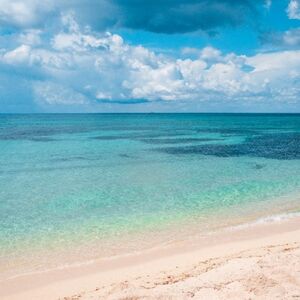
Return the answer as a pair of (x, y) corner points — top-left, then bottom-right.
(1, 113), (300, 278)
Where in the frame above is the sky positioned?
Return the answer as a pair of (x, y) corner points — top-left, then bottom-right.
(0, 0), (300, 113)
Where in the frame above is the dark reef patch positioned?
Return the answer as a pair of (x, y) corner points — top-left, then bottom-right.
(196, 128), (259, 136)
(91, 135), (129, 140)
(30, 137), (57, 142)
(119, 153), (137, 159)
(94, 126), (161, 131)
(0, 126), (89, 141)
(138, 138), (221, 145)
(91, 131), (189, 141)
(253, 163), (265, 170)
(52, 155), (102, 162)
(155, 133), (300, 160)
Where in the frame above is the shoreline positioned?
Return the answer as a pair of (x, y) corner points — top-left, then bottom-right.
(2, 196), (299, 279)
(1, 212), (300, 299)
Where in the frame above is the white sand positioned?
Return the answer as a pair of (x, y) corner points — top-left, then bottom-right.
(1, 215), (300, 300)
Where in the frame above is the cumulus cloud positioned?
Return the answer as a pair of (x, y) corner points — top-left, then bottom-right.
(287, 0), (300, 20)
(260, 0), (300, 49)
(17, 29), (42, 46)
(0, 0), (55, 28)
(2, 44), (32, 64)
(200, 46), (222, 61)
(0, 13), (299, 111)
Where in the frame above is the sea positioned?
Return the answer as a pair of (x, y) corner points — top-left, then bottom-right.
(0, 113), (300, 279)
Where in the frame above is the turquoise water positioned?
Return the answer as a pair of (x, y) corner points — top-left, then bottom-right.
(1, 113), (300, 277)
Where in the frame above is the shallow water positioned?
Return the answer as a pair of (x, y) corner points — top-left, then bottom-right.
(1, 113), (300, 278)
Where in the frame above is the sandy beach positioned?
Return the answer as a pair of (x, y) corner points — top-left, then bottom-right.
(1, 0), (300, 295)
(1, 215), (300, 300)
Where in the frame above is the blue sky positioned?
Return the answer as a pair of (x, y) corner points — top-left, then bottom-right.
(0, 0), (300, 112)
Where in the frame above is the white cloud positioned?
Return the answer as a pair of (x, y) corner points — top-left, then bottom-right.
(200, 46), (222, 61)
(0, 0), (54, 27)
(181, 47), (201, 56)
(18, 29), (42, 46)
(2, 44), (31, 64)
(0, 13), (299, 108)
(287, 0), (300, 20)
(247, 50), (300, 72)
(33, 81), (87, 105)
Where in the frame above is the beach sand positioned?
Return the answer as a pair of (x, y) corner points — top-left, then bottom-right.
(1, 216), (300, 300)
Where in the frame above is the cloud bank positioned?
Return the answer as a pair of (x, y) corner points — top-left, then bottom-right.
(0, 1), (299, 112)
(0, 13), (299, 112)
